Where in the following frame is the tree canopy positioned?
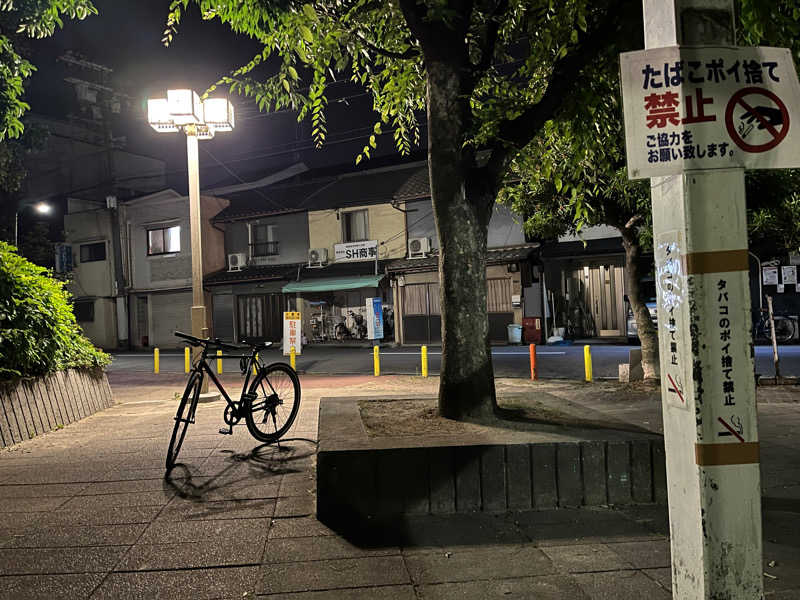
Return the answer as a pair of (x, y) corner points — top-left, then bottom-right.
(0, 0), (96, 141)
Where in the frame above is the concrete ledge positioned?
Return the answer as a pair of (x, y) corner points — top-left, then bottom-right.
(0, 369), (113, 447)
(317, 396), (666, 528)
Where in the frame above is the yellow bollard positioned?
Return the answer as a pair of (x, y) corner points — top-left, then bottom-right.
(253, 353), (259, 376)
(373, 345), (380, 377)
(421, 345), (428, 378)
(584, 345), (593, 382)
(217, 349), (223, 374)
(184, 347), (190, 373)
(290, 346), (296, 370)
(154, 348), (160, 374)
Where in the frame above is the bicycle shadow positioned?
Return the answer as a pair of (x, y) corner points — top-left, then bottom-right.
(163, 438), (317, 503)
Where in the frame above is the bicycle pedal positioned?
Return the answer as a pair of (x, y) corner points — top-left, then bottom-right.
(218, 428), (233, 435)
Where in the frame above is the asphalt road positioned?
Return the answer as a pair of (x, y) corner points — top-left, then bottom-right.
(107, 343), (800, 380)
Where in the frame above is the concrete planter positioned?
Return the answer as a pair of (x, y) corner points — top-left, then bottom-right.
(0, 369), (113, 447)
(317, 396), (667, 529)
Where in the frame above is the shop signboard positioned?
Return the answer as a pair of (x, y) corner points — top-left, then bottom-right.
(335, 240), (378, 262)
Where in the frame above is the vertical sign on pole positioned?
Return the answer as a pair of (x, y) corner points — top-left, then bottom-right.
(283, 312), (302, 356)
(366, 297), (384, 340)
(618, 1), (800, 596)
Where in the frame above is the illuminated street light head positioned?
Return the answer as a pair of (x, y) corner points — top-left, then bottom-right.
(147, 90), (234, 137)
(34, 202), (52, 214)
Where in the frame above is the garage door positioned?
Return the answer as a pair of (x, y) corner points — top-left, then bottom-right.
(150, 292), (192, 348)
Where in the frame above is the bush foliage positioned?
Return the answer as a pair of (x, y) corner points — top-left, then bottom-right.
(0, 241), (110, 379)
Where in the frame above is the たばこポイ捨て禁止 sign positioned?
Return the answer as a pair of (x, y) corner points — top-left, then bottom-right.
(620, 46), (800, 179)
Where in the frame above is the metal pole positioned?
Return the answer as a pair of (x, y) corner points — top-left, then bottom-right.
(14, 211), (19, 249)
(186, 128), (208, 392)
(643, 2), (763, 597)
(766, 295), (780, 379)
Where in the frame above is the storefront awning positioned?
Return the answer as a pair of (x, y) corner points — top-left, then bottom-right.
(282, 274), (384, 293)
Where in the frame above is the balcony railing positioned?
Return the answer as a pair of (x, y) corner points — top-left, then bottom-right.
(250, 241), (280, 257)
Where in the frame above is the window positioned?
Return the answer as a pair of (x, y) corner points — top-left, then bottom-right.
(148, 225), (181, 255)
(74, 300), (94, 322)
(249, 224), (279, 257)
(79, 242), (106, 263)
(342, 210), (368, 242)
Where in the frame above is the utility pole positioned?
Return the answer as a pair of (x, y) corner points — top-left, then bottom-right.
(637, 1), (764, 597)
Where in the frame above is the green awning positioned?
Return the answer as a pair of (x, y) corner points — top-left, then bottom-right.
(282, 274), (384, 293)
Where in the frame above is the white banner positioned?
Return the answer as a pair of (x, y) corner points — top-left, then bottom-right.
(621, 46), (800, 179)
(334, 240), (378, 262)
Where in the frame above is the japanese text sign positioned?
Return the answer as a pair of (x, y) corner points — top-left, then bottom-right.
(620, 46), (800, 179)
(334, 240), (378, 262)
(283, 311), (302, 356)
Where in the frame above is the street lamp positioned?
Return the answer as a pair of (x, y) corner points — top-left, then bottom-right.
(15, 201), (54, 249)
(147, 90), (235, 368)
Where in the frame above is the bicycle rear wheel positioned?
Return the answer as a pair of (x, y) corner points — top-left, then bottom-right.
(244, 363), (301, 443)
(772, 317), (796, 344)
(166, 371), (202, 471)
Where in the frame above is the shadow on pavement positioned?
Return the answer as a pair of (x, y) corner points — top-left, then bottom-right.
(163, 438), (317, 502)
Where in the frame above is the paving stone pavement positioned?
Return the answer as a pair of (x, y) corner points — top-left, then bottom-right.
(0, 373), (798, 599)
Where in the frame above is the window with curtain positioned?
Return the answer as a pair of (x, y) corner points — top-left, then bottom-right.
(147, 225), (181, 255)
(342, 210), (368, 242)
(487, 278), (513, 312)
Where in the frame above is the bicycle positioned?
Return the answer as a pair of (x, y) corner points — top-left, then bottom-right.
(166, 331), (301, 472)
(753, 308), (796, 345)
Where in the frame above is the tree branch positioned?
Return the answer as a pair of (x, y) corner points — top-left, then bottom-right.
(483, 0), (637, 189)
(353, 30), (420, 59)
(470, 0), (510, 81)
(624, 214), (644, 231)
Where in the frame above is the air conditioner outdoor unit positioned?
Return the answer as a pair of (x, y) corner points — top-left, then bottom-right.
(408, 237), (430, 259)
(228, 253), (246, 272)
(308, 247), (329, 267)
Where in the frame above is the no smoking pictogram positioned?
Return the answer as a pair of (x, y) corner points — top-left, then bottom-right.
(725, 87), (790, 153)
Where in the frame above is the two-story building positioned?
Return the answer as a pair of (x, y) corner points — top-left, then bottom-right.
(204, 160), (541, 346)
(122, 190), (228, 349)
(63, 190), (228, 349)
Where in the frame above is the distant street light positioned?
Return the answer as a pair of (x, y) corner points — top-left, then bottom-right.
(147, 90), (234, 378)
(15, 201), (54, 249)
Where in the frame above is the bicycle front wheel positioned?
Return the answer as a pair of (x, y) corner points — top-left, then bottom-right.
(772, 317), (796, 344)
(244, 363), (301, 443)
(166, 371), (202, 471)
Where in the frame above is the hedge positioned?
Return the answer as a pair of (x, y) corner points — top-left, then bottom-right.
(0, 241), (110, 380)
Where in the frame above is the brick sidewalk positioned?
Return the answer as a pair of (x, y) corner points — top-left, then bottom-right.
(0, 374), (797, 599)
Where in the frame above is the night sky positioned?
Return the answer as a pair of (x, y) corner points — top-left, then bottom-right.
(25, 1), (424, 191)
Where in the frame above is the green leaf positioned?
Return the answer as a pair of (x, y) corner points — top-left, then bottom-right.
(299, 25), (313, 43)
(282, 78), (291, 92)
(302, 4), (317, 21)
(288, 66), (298, 80)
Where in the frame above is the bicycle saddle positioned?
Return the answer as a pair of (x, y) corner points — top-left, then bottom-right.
(240, 339), (273, 350)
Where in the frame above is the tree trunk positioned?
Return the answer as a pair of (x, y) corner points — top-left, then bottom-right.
(620, 227), (659, 379)
(426, 59), (497, 422)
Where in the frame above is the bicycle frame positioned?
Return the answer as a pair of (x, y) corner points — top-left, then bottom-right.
(189, 346), (261, 412)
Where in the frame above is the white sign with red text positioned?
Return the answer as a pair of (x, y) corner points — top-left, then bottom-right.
(282, 311), (302, 356)
(621, 46), (800, 179)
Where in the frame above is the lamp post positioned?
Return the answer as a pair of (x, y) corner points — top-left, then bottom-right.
(15, 201), (53, 251)
(147, 90), (234, 381)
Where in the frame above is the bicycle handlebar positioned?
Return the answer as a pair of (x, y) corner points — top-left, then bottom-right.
(174, 331), (242, 351)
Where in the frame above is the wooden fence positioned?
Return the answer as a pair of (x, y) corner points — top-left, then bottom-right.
(0, 369), (113, 448)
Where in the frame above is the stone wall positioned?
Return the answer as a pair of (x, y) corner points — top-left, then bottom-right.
(0, 369), (113, 447)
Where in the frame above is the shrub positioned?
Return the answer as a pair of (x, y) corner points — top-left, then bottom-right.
(0, 241), (110, 379)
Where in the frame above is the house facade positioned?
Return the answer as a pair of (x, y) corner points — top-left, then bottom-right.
(63, 190), (228, 349)
(123, 190), (228, 349)
(204, 160), (542, 346)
